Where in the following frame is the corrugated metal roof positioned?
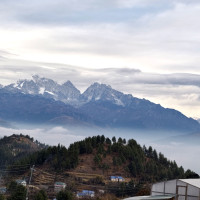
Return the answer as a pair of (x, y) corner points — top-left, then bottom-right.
(180, 179), (200, 188)
(124, 195), (175, 200)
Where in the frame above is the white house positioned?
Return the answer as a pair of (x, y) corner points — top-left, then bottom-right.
(110, 176), (125, 182)
(77, 190), (95, 198)
(16, 179), (27, 187)
(54, 182), (66, 192)
(118, 176), (125, 182)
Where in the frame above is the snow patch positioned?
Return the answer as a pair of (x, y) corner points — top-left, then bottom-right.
(87, 95), (93, 101)
(13, 83), (18, 88)
(95, 96), (101, 101)
(39, 87), (45, 94)
(45, 91), (55, 95)
(115, 98), (124, 106)
(20, 82), (24, 87)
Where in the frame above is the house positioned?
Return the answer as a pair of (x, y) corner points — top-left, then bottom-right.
(118, 176), (125, 182)
(124, 179), (200, 200)
(54, 182), (66, 192)
(77, 190), (95, 198)
(98, 189), (105, 194)
(110, 176), (125, 182)
(16, 179), (27, 187)
(110, 176), (118, 182)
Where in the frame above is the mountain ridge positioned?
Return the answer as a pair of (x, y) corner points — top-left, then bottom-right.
(1, 75), (200, 132)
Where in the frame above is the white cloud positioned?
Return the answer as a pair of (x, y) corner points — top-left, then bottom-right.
(0, 126), (85, 147)
(0, 1), (200, 73)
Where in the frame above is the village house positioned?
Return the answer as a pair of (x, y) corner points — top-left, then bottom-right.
(110, 176), (125, 182)
(54, 182), (66, 192)
(16, 179), (27, 187)
(77, 190), (95, 198)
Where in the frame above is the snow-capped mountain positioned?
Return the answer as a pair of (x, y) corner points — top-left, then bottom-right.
(4, 76), (134, 107)
(81, 82), (133, 106)
(5, 75), (81, 105)
(1, 76), (200, 132)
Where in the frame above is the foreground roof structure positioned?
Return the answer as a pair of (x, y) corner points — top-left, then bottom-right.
(124, 179), (200, 200)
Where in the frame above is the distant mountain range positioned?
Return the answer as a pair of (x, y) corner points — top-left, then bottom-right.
(0, 75), (199, 132)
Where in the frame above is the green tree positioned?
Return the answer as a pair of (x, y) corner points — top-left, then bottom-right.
(106, 138), (111, 145)
(94, 154), (102, 165)
(8, 181), (18, 194)
(185, 169), (200, 178)
(56, 190), (73, 200)
(35, 190), (48, 200)
(8, 185), (26, 200)
(122, 138), (126, 144)
(0, 194), (5, 200)
(153, 149), (158, 161)
(100, 135), (105, 144)
(112, 136), (116, 143)
(118, 137), (123, 144)
(129, 161), (137, 176)
(113, 156), (117, 166)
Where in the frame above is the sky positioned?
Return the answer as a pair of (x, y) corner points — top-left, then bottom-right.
(0, 0), (200, 118)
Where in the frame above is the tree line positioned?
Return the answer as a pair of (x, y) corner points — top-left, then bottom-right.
(12, 135), (199, 182)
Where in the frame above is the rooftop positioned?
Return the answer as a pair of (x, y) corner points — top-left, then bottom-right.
(124, 195), (175, 200)
(179, 179), (200, 188)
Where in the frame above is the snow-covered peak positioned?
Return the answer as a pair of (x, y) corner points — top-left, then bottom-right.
(32, 75), (40, 82)
(81, 82), (132, 106)
(63, 80), (74, 87)
(89, 82), (112, 89)
(62, 81), (80, 92)
(4, 75), (81, 105)
(3, 76), (133, 107)
(32, 75), (57, 90)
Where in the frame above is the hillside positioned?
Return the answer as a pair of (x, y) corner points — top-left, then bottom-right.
(0, 134), (46, 167)
(1, 76), (200, 132)
(0, 134), (195, 200)
(7, 135), (198, 198)
(0, 89), (91, 125)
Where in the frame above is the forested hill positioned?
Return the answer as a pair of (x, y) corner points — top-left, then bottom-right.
(0, 134), (46, 167)
(14, 135), (198, 183)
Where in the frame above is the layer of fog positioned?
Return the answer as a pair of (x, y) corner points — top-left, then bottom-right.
(0, 124), (199, 174)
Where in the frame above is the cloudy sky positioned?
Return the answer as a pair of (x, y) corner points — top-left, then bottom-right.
(0, 0), (200, 118)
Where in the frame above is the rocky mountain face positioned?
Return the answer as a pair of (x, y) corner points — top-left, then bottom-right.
(0, 88), (90, 125)
(1, 76), (200, 132)
(5, 75), (81, 105)
(80, 82), (133, 106)
(5, 76), (134, 107)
